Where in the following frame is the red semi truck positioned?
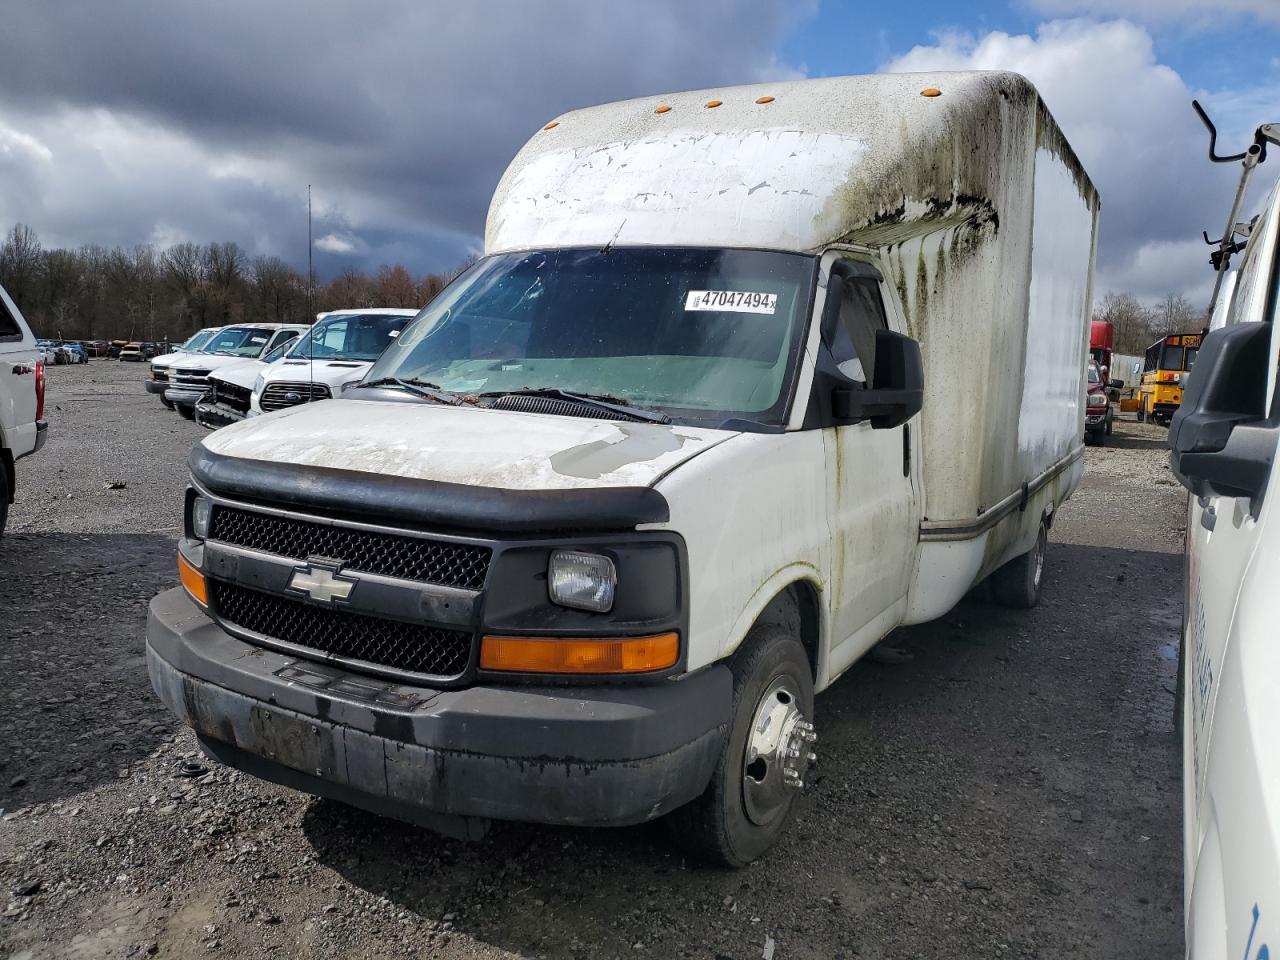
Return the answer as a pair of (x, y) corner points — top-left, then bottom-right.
(1089, 320), (1114, 381)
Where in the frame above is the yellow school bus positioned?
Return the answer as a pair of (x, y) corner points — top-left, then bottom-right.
(1138, 332), (1201, 425)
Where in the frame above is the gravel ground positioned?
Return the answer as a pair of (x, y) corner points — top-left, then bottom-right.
(1, 362), (1185, 959)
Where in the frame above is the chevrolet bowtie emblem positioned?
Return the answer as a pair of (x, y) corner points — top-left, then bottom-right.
(288, 561), (356, 603)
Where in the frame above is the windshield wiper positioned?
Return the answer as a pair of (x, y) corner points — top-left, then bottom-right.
(482, 388), (670, 424)
(358, 377), (465, 406)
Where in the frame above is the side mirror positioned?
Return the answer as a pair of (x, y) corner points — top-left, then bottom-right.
(832, 329), (924, 429)
(1108, 378), (1124, 390)
(1169, 321), (1276, 502)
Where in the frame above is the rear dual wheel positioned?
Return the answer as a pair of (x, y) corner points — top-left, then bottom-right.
(669, 626), (815, 867)
(992, 521), (1047, 609)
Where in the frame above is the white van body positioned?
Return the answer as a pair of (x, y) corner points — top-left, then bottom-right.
(146, 72), (1099, 864)
(1181, 174), (1280, 959)
(0, 283), (46, 535)
(249, 308), (418, 416)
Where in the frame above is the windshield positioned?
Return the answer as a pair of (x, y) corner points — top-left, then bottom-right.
(204, 326), (274, 358)
(290, 313), (412, 362)
(181, 329), (217, 352)
(1159, 344), (1185, 371)
(1087, 364), (1100, 384)
(365, 248), (816, 424)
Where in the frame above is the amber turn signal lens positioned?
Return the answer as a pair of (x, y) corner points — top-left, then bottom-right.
(178, 552), (208, 606)
(480, 633), (679, 674)
(921, 87), (942, 97)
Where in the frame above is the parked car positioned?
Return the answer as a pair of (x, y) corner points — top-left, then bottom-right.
(118, 342), (145, 362)
(165, 323), (309, 419)
(147, 328), (223, 410)
(33, 339), (55, 365)
(251, 308), (417, 416)
(83, 340), (109, 358)
(1174, 119), (1280, 960)
(1084, 359), (1113, 445)
(60, 342), (88, 364)
(107, 339), (129, 359)
(0, 282), (47, 536)
(147, 72), (1100, 865)
(194, 338), (295, 430)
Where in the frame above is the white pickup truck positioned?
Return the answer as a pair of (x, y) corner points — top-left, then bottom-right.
(1172, 113), (1280, 958)
(0, 283), (47, 536)
(147, 71), (1098, 865)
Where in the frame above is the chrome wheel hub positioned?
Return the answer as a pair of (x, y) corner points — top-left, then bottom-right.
(742, 677), (816, 826)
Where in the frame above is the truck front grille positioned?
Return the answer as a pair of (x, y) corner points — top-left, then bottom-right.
(209, 505), (491, 590)
(212, 380), (252, 413)
(260, 381), (331, 412)
(211, 581), (472, 680)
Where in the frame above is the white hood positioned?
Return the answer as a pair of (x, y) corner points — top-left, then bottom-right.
(201, 398), (733, 491)
(209, 358), (267, 390)
(265, 358), (371, 390)
(152, 350), (203, 367)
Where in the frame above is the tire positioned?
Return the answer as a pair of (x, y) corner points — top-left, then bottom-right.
(0, 459), (9, 538)
(992, 521), (1047, 609)
(176, 403), (196, 421)
(667, 626), (815, 867)
(1105, 413), (1113, 436)
(160, 396), (175, 410)
(1137, 404), (1145, 423)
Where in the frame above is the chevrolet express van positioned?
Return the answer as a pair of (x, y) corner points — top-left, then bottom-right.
(147, 72), (1099, 865)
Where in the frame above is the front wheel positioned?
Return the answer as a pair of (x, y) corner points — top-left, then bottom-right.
(1137, 404), (1145, 423)
(668, 626), (815, 867)
(992, 521), (1047, 609)
(176, 403), (196, 421)
(1105, 413), (1113, 436)
(160, 396), (175, 410)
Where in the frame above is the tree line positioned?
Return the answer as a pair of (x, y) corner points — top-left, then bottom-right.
(1094, 291), (1209, 356)
(2, 220), (1208, 351)
(0, 223), (467, 342)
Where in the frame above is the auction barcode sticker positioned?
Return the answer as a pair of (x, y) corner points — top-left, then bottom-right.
(685, 290), (777, 314)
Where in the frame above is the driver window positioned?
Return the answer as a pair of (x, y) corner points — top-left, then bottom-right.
(828, 272), (888, 383)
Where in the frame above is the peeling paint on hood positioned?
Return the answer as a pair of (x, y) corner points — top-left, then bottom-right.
(199, 399), (733, 491)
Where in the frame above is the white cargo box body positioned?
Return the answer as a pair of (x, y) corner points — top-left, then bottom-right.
(489, 70), (1099, 565)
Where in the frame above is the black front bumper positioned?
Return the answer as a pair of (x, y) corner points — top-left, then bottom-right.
(145, 379), (168, 395)
(194, 400), (246, 430)
(147, 588), (730, 831)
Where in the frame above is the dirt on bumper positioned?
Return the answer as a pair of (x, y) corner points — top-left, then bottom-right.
(146, 587), (730, 831)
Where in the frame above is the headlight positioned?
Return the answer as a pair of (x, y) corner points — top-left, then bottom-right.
(253, 373), (266, 395)
(191, 496), (213, 539)
(548, 550), (616, 613)
(1087, 393), (1107, 408)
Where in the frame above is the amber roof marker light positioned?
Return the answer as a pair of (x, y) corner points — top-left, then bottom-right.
(755, 95), (775, 104)
(655, 104), (672, 114)
(543, 121), (560, 130)
(921, 88), (942, 98)
(705, 99), (722, 108)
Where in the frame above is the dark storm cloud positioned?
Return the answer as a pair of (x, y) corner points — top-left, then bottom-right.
(0, 1), (810, 273)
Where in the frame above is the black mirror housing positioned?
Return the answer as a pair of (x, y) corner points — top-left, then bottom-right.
(1169, 321), (1276, 502)
(831, 329), (924, 429)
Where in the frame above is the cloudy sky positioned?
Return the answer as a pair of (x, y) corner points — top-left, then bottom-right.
(1, 0), (1278, 306)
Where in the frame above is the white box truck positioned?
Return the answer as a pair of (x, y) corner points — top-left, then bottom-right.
(146, 71), (1099, 865)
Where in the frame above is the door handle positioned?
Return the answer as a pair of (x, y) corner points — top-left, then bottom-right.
(1200, 504), (1217, 531)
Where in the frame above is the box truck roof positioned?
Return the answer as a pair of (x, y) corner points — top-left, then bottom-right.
(487, 71), (1098, 256)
